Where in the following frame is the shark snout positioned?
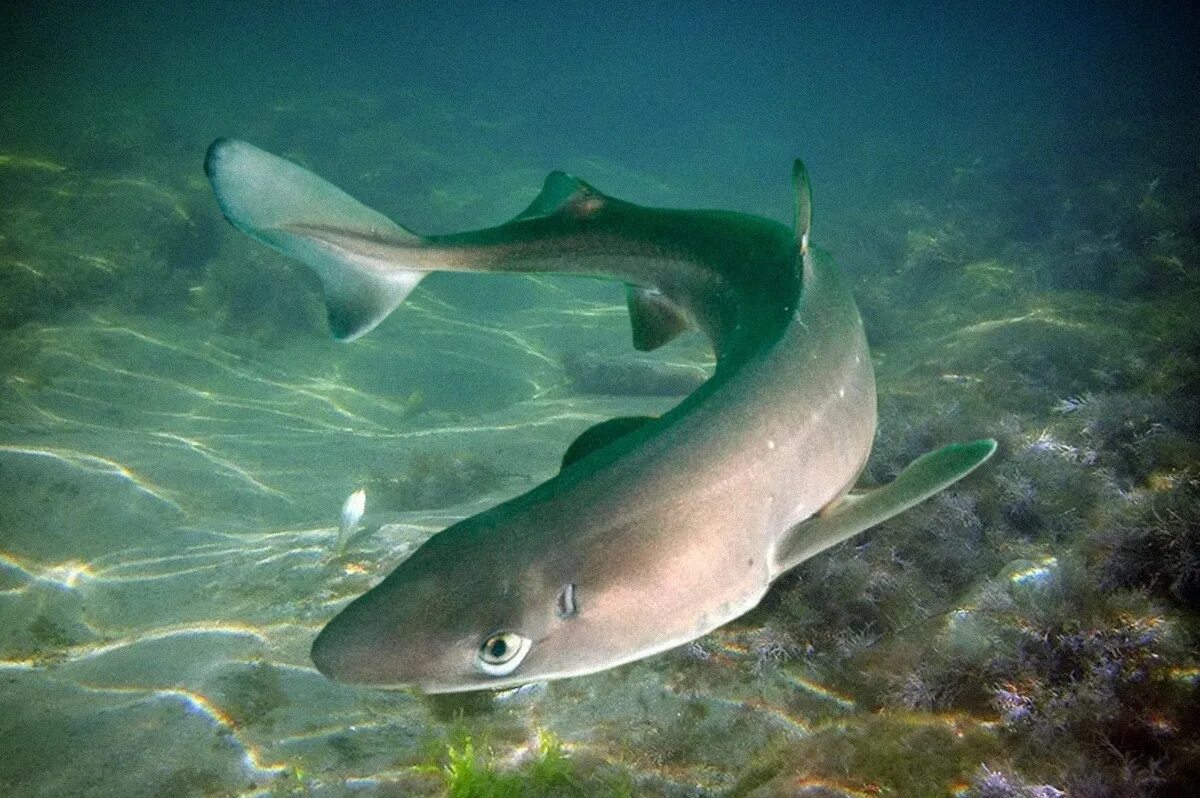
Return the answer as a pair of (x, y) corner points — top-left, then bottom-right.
(310, 610), (395, 686)
(310, 616), (356, 681)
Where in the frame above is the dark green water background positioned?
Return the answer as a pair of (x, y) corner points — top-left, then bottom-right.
(1, 2), (1197, 795)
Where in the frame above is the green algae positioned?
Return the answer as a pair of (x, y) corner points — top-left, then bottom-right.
(368, 450), (525, 511)
(435, 731), (631, 798)
(212, 660), (290, 728)
(27, 614), (75, 650)
(0, 42), (1196, 798)
(738, 714), (1003, 798)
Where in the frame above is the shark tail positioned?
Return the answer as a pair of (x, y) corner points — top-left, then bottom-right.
(205, 139), (424, 340)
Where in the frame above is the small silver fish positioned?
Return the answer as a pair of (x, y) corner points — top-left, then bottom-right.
(335, 488), (366, 553)
(493, 681), (547, 704)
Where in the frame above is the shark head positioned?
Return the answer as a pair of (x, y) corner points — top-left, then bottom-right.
(310, 512), (635, 693)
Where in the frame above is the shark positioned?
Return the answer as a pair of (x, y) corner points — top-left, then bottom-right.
(205, 139), (996, 693)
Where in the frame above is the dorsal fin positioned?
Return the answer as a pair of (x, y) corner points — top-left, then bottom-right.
(511, 171), (607, 223)
(792, 160), (812, 256)
(792, 160), (814, 286)
(561, 416), (656, 470)
(626, 285), (691, 351)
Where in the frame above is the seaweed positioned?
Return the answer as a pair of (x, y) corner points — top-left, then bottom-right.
(368, 450), (524, 511)
(562, 350), (707, 397)
(435, 731), (622, 798)
(963, 765), (1064, 798)
(422, 691), (499, 723)
(211, 660), (289, 728)
(749, 714), (1003, 798)
(196, 248), (326, 340)
(774, 551), (895, 646)
(146, 766), (230, 798)
(159, 203), (223, 276)
(888, 552), (1199, 795)
(1096, 478), (1200, 611)
(27, 614), (75, 650)
(1052, 390), (1198, 488)
(989, 447), (1100, 542)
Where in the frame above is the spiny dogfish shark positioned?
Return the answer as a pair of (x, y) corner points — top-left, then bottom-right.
(205, 139), (996, 693)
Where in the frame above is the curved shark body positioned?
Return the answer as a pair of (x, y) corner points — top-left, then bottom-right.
(205, 139), (995, 693)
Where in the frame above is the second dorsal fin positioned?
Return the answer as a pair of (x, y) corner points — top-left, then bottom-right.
(511, 171), (606, 223)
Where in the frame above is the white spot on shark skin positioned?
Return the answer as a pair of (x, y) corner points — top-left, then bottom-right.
(838, 387), (846, 399)
(767, 439), (776, 450)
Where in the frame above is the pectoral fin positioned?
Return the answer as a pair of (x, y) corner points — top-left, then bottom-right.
(561, 416), (656, 470)
(205, 139), (425, 341)
(770, 439), (997, 578)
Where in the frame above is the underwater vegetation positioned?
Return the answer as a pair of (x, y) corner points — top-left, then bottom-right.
(740, 713), (1004, 798)
(211, 660), (290, 729)
(436, 732), (607, 798)
(963, 765), (1064, 798)
(893, 555), (1199, 794)
(367, 450), (526, 511)
(0, 113), (329, 342)
(196, 244), (327, 341)
(0, 69), (1197, 794)
(1097, 478), (1200, 612)
(562, 350), (708, 397)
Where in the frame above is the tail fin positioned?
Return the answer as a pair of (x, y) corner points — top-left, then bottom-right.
(205, 139), (424, 340)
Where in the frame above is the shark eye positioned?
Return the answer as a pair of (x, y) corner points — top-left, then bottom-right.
(476, 631), (531, 676)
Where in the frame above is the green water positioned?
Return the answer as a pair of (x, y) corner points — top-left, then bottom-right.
(2, 2), (1198, 796)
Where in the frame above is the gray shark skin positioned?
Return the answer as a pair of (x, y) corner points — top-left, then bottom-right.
(205, 139), (996, 693)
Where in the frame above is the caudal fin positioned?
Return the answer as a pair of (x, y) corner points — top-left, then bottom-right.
(205, 138), (424, 340)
